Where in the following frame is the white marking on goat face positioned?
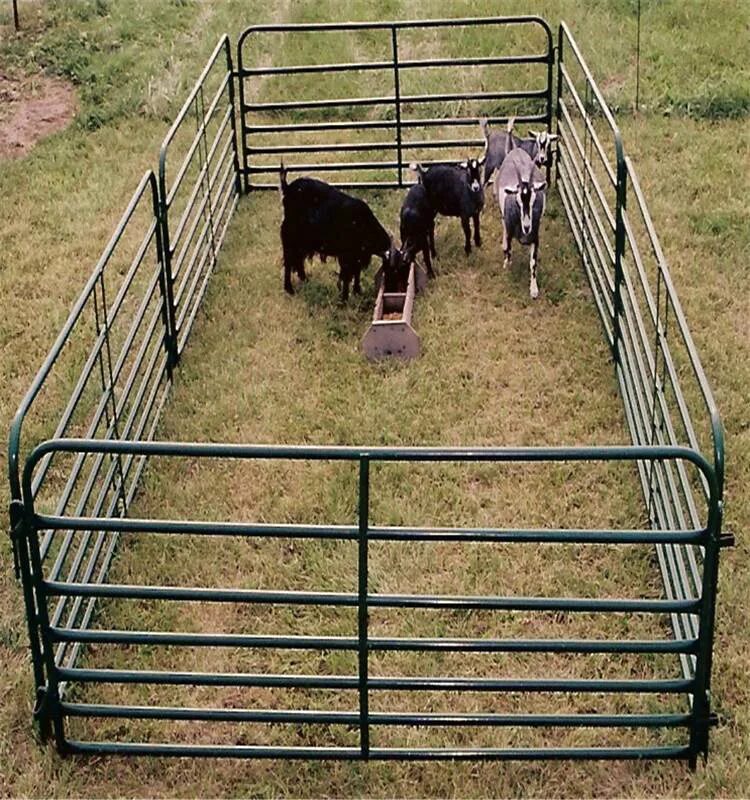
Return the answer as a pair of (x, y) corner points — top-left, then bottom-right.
(534, 132), (550, 166)
(533, 132), (558, 167)
(518, 183), (533, 236)
(467, 158), (482, 193)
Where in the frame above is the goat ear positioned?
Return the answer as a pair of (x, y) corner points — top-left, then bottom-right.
(548, 133), (559, 141)
(477, 154), (486, 166)
(528, 129), (539, 137)
(409, 162), (422, 173)
(459, 160), (468, 169)
(533, 181), (547, 192)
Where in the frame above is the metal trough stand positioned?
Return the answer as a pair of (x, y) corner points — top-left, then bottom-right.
(362, 263), (425, 361)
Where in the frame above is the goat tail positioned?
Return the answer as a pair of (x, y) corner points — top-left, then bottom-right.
(479, 117), (490, 142)
(505, 116), (516, 154)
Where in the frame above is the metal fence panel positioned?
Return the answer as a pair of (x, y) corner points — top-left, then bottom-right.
(7, 18), (726, 768)
(237, 17), (554, 190)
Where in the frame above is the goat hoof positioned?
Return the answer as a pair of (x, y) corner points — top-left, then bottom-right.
(530, 286), (539, 300)
(284, 284), (295, 295)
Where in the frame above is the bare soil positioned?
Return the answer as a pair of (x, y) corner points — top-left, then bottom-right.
(0, 71), (76, 159)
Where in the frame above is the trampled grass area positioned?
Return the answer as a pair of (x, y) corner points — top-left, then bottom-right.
(1, 1), (749, 797)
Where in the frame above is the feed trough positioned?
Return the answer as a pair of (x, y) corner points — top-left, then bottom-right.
(362, 262), (427, 360)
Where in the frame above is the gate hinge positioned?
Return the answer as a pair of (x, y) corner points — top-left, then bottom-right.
(719, 531), (735, 548)
(8, 499), (25, 579)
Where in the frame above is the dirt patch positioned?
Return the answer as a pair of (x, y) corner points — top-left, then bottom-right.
(0, 72), (77, 160)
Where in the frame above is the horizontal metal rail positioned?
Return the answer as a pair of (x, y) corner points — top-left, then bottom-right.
(35, 515), (707, 546)
(61, 703), (692, 729)
(58, 667), (695, 694)
(49, 626), (697, 655)
(244, 114), (547, 134)
(239, 52), (549, 77)
(243, 88), (547, 113)
(23, 438), (717, 470)
(238, 16), (554, 37)
(65, 741), (691, 761)
(43, 582), (701, 614)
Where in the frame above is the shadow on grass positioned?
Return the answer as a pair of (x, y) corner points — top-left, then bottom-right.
(296, 269), (379, 340)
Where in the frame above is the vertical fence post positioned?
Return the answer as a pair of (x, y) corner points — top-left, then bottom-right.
(391, 26), (403, 187)
(689, 474), (723, 767)
(613, 134), (626, 365)
(554, 25), (564, 186)
(357, 456), (370, 759)
(150, 173), (177, 382)
(544, 27), (554, 186)
(23, 497), (66, 753)
(236, 37), (250, 194)
(9, 499), (49, 739)
(157, 159), (180, 373)
(225, 39), (243, 197)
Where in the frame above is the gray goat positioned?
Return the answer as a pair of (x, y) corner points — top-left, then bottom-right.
(494, 122), (547, 299)
(479, 117), (557, 186)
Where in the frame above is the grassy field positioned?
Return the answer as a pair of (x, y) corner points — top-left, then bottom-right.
(1, 0), (749, 797)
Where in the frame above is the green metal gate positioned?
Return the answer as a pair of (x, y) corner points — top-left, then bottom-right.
(7, 17), (729, 767)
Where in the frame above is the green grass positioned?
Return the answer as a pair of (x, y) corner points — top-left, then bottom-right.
(1, 0), (749, 797)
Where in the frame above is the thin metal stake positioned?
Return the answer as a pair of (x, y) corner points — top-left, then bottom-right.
(357, 457), (370, 758)
(635, 0), (642, 112)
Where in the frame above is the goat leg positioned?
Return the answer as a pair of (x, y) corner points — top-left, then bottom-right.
(529, 240), (539, 299)
(353, 270), (362, 295)
(473, 212), (482, 247)
(461, 216), (472, 255)
(283, 247), (299, 294)
(339, 277), (351, 303)
(423, 244), (435, 278)
(338, 261), (352, 303)
(502, 226), (512, 270)
(429, 220), (437, 257)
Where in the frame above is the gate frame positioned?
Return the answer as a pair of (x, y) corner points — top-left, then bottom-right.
(7, 16), (729, 768)
(236, 16), (555, 190)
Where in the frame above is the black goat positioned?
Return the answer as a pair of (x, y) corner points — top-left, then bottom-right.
(410, 158), (485, 255)
(399, 183), (437, 278)
(279, 166), (397, 302)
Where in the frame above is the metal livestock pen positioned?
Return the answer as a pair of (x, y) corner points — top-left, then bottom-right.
(7, 16), (730, 767)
